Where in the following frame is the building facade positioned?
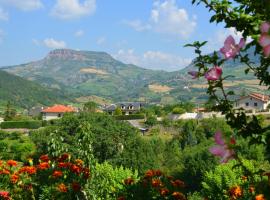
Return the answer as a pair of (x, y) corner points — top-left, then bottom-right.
(42, 105), (76, 120)
(235, 93), (270, 111)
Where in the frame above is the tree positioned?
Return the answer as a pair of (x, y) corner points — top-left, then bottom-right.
(172, 107), (186, 114)
(4, 101), (16, 121)
(83, 101), (98, 112)
(114, 107), (122, 115)
(145, 115), (158, 127)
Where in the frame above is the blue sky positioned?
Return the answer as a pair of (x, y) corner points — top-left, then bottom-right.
(0, 0), (244, 71)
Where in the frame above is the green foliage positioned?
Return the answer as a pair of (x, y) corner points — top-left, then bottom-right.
(87, 162), (138, 200)
(145, 115), (158, 127)
(172, 107), (186, 114)
(114, 107), (122, 115)
(1, 120), (42, 129)
(83, 101), (98, 112)
(114, 114), (145, 120)
(4, 101), (16, 121)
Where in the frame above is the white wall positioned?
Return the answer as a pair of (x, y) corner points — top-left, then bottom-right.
(43, 113), (63, 121)
(0, 117), (3, 123)
(236, 97), (268, 110)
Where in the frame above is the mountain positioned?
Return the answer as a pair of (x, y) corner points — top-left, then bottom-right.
(0, 70), (70, 109)
(2, 48), (266, 105)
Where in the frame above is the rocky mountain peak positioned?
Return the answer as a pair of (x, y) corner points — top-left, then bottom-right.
(46, 49), (87, 61)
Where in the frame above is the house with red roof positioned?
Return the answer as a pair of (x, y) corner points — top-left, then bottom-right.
(235, 92), (270, 111)
(41, 105), (76, 120)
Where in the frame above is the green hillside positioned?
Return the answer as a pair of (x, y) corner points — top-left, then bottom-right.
(0, 70), (70, 109)
(2, 48), (266, 105)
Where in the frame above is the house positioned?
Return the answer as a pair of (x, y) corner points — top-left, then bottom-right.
(235, 93), (270, 111)
(41, 105), (76, 121)
(103, 102), (144, 115)
(0, 117), (3, 124)
(28, 106), (46, 117)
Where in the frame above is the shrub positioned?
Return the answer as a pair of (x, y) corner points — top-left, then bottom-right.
(172, 107), (186, 114)
(114, 114), (145, 120)
(0, 121), (42, 129)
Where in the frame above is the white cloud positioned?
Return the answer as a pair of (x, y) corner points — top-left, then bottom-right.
(74, 29), (84, 37)
(51, 0), (96, 20)
(125, 0), (196, 39)
(0, 7), (8, 21)
(0, 0), (43, 11)
(96, 37), (106, 45)
(113, 49), (191, 71)
(43, 38), (67, 49)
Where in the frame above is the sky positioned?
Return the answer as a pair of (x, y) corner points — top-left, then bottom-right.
(0, 0), (245, 71)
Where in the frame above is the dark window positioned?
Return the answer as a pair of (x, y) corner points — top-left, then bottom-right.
(245, 102), (249, 106)
(58, 113), (61, 117)
(254, 102), (258, 107)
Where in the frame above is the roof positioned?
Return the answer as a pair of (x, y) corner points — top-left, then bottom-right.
(103, 102), (144, 111)
(238, 93), (269, 103)
(42, 105), (75, 113)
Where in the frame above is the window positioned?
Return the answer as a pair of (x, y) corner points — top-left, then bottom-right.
(254, 102), (258, 107)
(245, 102), (249, 106)
(58, 113), (61, 118)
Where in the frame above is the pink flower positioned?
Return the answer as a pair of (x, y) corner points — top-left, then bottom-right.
(209, 132), (235, 163)
(0, 191), (10, 200)
(188, 71), (199, 79)
(204, 66), (222, 81)
(259, 33), (270, 57)
(260, 22), (270, 33)
(220, 35), (245, 59)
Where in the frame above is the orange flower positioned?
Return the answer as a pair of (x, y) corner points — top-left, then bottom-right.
(70, 164), (81, 175)
(10, 174), (19, 184)
(160, 188), (169, 196)
(75, 159), (83, 166)
(19, 166), (36, 175)
(151, 178), (161, 187)
(229, 186), (242, 199)
(255, 194), (265, 200)
(248, 186), (255, 193)
(171, 179), (185, 188)
(58, 162), (69, 168)
(154, 170), (162, 176)
(52, 170), (63, 178)
(38, 162), (50, 170)
(172, 192), (186, 200)
(124, 178), (134, 185)
(57, 183), (68, 192)
(0, 169), (10, 175)
(72, 182), (81, 191)
(7, 160), (17, 167)
(39, 155), (49, 162)
(145, 170), (154, 178)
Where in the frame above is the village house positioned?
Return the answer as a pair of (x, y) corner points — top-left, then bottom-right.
(235, 92), (270, 111)
(41, 105), (76, 120)
(28, 106), (46, 117)
(103, 102), (144, 115)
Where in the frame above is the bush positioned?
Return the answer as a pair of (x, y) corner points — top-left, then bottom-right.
(145, 115), (158, 126)
(114, 114), (145, 120)
(172, 107), (186, 114)
(0, 120), (42, 129)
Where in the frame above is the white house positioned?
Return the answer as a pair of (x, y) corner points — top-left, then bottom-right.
(235, 93), (270, 111)
(41, 105), (76, 121)
(0, 117), (4, 124)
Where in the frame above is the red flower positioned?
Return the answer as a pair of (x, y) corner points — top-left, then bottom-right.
(58, 153), (70, 162)
(83, 168), (90, 179)
(0, 191), (10, 200)
(154, 170), (162, 176)
(58, 162), (69, 168)
(52, 170), (63, 178)
(160, 188), (169, 196)
(171, 179), (185, 188)
(10, 174), (19, 184)
(19, 166), (37, 175)
(7, 160), (17, 167)
(145, 170), (154, 178)
(172, 192), (186, 200)
(151, 179), (161, 188)
(39, 155), (50, 162)
(57, 183), (68, 192)
(0, 169), (10, 175)
(38, 162), (50, 170)
(72, 182), (81, 191)
(124, 178), (134, 185)
(70, 164), (81, 175)
(117, 197), (125, 200)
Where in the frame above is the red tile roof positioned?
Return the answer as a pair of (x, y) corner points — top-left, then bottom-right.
(239, 93), (269, 102)
(42, 105), (75, 113)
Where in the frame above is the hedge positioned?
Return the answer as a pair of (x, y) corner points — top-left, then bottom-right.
(0, 121), (42, 129)
(114, 114), (145, 120)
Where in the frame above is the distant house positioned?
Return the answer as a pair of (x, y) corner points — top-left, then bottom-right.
(28, 106), (46, 117)
(103, 102), (144, 115)
(0, 117), (3, 124)
(235, 93), (270, 111)
(41, 105), (76, 121)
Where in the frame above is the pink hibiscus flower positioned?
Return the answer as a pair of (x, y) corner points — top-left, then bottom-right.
(220, 35), (245, 59)
(188, 71), (199, 79)
(260, 21), (270, 33)
(209, 132), (235, 163)
(204, 66), (222, 81)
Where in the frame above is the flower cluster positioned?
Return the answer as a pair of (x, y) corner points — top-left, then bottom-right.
(0, 154), (90, 199)
(259, 22), (270, 57)
(228, 185), (266, 200)
(118, 169), (186, 200)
